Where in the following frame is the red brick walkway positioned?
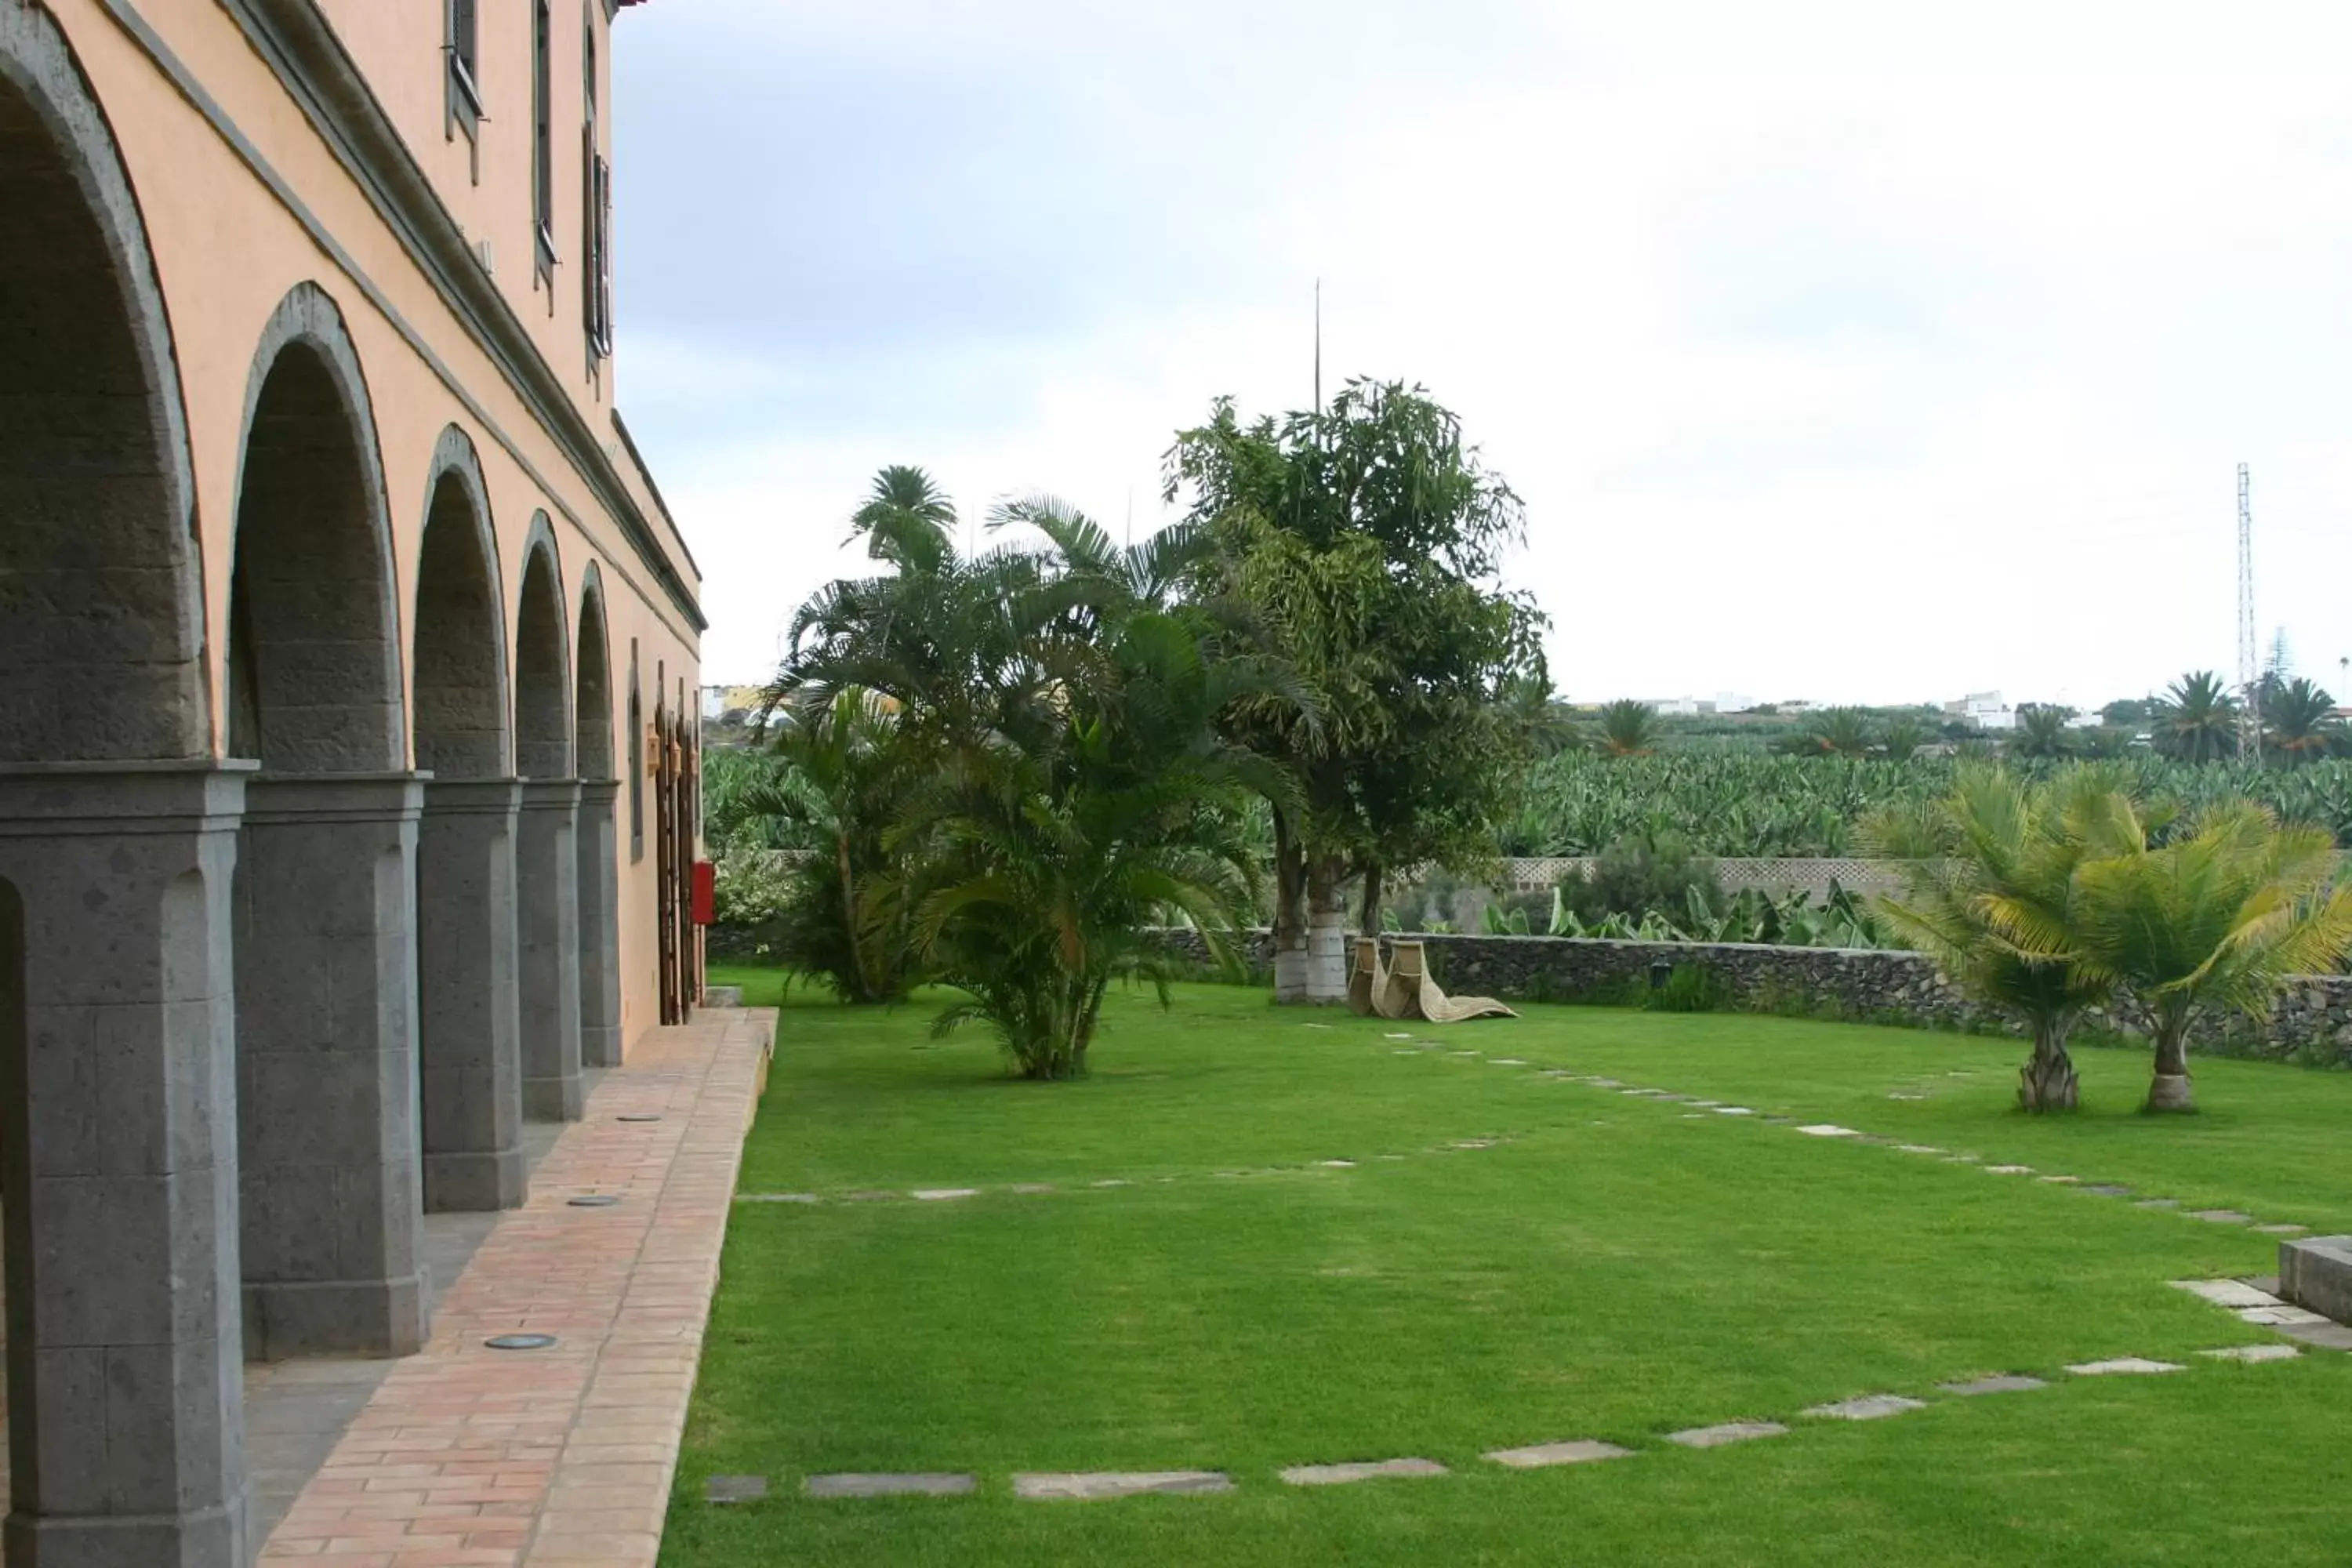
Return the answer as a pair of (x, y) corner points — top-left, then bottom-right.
(260, 1010), (775, 1568)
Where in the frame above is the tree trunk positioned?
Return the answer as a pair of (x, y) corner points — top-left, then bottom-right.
(1358, 863), (1385, 937)
(2016, 1017), (2078, 1112)
(1304, 855), (1350, 1004)
(2147, 1007), (2195, 1112)
(1271, 808), (1311, 1003)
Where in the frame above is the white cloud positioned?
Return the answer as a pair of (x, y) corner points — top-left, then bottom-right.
(619, 2), (2352, 704)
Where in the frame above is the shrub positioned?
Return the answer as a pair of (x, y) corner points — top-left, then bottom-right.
(1563, 832), (1722, 925)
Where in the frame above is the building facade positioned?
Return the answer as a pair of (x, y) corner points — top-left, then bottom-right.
(0, 0), (700, 1560)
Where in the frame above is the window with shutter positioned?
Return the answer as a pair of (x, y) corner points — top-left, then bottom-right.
(446, 0), (483, 158)
(532, 0), (557, 289)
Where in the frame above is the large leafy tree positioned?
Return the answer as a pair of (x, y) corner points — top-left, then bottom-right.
(2153, 671), (2238, 763)
(1164, 381), (1544, 1002)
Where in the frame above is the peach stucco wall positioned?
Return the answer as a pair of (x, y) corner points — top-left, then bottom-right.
(48, 0), (699, 1054)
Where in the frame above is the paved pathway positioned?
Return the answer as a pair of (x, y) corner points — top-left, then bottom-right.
(260, 1009), (774, 1568)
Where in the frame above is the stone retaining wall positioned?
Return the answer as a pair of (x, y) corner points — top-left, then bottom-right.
(1148, 927), (2352, 1066)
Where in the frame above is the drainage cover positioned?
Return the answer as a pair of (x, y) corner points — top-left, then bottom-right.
(617, 1113), (663, 1123)
(568, 1195), (622, 1208)
(485, 1334), (557, 1351)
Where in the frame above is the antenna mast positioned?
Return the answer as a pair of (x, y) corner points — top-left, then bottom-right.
(2238, 463), (2260, 765)
(1313, 277), (1323, 419)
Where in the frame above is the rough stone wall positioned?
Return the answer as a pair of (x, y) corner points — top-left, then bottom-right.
(1144, 927), (2352, 1066)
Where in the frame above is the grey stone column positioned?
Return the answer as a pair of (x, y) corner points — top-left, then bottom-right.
(575, 780), (623, 1069)
(235, 775), (426, 1359)
(517, 780), (583, 1121)
(0, 764), (252, 1568)
(416, 779), (524, 1213)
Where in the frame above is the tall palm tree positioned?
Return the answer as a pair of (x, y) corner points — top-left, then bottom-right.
(2033, 802), (2352, 1111)
(1598, 699), (1659, 757)
(849, 463), (958, 574)
(2153, 670), (2238, 763)
(2264, 677), (2340, 764)
(1866, 768), (2125, 1112)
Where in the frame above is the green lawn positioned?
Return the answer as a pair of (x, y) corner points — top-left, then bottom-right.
(665, 972), (2352, 1566)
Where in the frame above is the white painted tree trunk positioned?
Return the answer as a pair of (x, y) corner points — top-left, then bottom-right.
(1273, 923), (1312, 1002)
(1303, 859), (1350, 1005)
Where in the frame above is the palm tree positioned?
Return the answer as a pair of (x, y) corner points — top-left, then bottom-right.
(848, 463), (958, 573)
(895, 607), (1279, 1078)
(2264, 677), (2340, 764)
(1878, 720), (1925, 762)
(1796, 707), (1875, 759)
(2040, 802), (2352, 1111)
(1598, 699), (1658, 757)
(2153, 671), (2238, 763)
(748, 687), (910, 1002)
(2008, 704), (2074, 760)
(1866, 768), (2126, 1112)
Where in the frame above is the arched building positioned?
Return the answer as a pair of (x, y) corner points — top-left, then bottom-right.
(0, 1), (702, 1559)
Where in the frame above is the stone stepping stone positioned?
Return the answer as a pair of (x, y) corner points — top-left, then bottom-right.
(1450, 1139), (1496, 1149)
(2253, 1223), (2309, 1235)
(2200, 1344), (2302, 1363)
(1687, 1099), (1722, 1108)
(2037, 1175), (2082, 1185)
(1588, 1078), (1624, 1088)
(2169, 1279), (2282, 1309)
(2187, 1210), (2253, 1225)
(2238, 1305), (2329, 1327)
(736, 1192), (821, 1204)
(2066, 1357), (2184, 1376)
(1801, 1394), (1926, 1421)
(1305, 1023), (1337, 1030)
(1490, 1058), (1528, 1066)
(1279, 1457), (1447, 1486)
(1942, 1152), (1982, 1163)
(1665, 1421), (1788, 1448)
(1714, 1106), (1755, 1116)
(806, 1472), (977, 1498)
(1795, 1124), (1861, 1138)
(707, 1474), (768, 1504)
(1682, 1112), (1708, 1119)
(1483, 1439), (1634, 1469)
(1886, 1092), (1926, 1101)
(1091, 1178), (1132, 1189)
(1392, 1049), (1420, 1055)
(1896, 1145), (1944, 1156)
(2133, 1198), (2181, 1210)
(1938, 1374), (2047, 1396)
(2276, 1320), (2352, 1350)
(845, 1191), (898, 1203)
(1014, 1472), (1233, 1501)
(1319, 1160), (1356, 1169)
(1384, 1033), (1414, 1039)
(2079, 1184), (2132, 1197)
(1984, 1165), (2034, 1176)
(1011, 1183), (1055, 1195)
(912, 1188), (979, 1202)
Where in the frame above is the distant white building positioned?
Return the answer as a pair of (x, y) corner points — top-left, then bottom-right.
(1944, 691), (2016, 731)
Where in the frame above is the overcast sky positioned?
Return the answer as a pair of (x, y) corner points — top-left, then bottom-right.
(613, 1), (2352, 710)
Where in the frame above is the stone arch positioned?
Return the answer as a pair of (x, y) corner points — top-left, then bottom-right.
(225, 285), (425, 1360)
(0, 0), (207, 762)
(513, 514), (572, 780)
(412, 426), (509, 779)
(226, 281), (403, 771)
(0, 9), (249, 1555)
(574, 562), (615, 781)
